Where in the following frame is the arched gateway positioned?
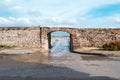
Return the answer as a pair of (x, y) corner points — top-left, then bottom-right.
(40, 27), (78, 52)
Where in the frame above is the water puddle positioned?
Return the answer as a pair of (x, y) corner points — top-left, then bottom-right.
(0, 52), (50, 65)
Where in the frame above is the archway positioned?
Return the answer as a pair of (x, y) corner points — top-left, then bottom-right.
(47, 31), (73, 57)
(41, 27), (78, 53)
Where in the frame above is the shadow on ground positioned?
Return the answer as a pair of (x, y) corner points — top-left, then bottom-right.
(72, 50), (106, 56)
(0, 76), (119, 80)
(71, 51), (120, 61)
(0, 54), (119, 80)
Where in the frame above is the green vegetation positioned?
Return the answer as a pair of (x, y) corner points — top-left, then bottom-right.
(102, 41), (120, 51)
(0, 45), (16, 49)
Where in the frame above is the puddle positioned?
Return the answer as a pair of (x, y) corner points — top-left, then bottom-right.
(0, 52), (50, 65)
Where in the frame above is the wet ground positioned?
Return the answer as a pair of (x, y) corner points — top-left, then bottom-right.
(81, 55), (120, 61)
(0, 51), (120, 80)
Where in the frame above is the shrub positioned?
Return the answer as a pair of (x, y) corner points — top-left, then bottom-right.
(102, 41), (120, 51)
(0, 45), (16, 49)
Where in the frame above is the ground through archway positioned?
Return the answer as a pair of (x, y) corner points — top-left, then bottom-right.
(48, 31), (71, 57)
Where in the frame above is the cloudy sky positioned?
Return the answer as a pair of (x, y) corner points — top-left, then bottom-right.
(0, 0), (120, 28)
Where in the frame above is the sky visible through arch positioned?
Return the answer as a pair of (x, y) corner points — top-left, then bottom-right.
(0, 0), (120, 28)
(51, 31), (70, 36)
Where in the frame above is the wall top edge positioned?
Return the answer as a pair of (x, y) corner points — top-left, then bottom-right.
(0, 26), (120, 30)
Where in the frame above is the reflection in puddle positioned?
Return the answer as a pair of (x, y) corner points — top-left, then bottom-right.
(0, 52), (50, 64)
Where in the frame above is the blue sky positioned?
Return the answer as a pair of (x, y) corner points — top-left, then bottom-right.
(51, 31), (70, 36)
(0, 0), (120, 28)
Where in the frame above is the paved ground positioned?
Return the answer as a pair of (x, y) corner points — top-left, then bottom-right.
(74, 47), (120, 56)
(0, 49), (120, 80)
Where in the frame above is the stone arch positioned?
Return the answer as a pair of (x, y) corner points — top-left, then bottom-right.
(47, 31), (71, 51)
(41, 27), (78, 52)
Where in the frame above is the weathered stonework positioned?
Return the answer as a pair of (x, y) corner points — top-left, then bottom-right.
(0, 27), (41, 48)
(0, 27), (120, 51)
(77, 29), (120, 47)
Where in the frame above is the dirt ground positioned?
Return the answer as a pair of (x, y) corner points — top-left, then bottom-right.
(0, 47), (120, 80)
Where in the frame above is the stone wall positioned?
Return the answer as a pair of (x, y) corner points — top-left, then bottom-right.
(0, 27), (120, 50)
(76, 29), (120, 47)
(0, 27), (41, 48)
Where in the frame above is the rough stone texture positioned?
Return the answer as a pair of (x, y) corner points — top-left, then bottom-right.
(77, 29), (120, 47)
(0, 27), (41, 48)
(0, 27), (120, 51)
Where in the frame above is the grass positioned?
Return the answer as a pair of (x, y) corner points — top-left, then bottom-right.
(0, 44), (16, 49)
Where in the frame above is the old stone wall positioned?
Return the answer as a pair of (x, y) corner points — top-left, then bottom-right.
(76, 29), (120, 47)
(0, 27), (41, 48)
(0, 27), (120, 51)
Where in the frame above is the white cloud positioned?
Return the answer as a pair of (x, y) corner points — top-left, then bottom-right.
(0, 17), (9, 23)
(0, 16), (120, 28)
(116, 18), (120, 23)
(0, 0), (120, 28)
(108, 14), (120, 23)
(17, 18), (31, 24)
(0, 17), (31, 26)
(4, 0), (12, 3)
(12, 6), (23, 10)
